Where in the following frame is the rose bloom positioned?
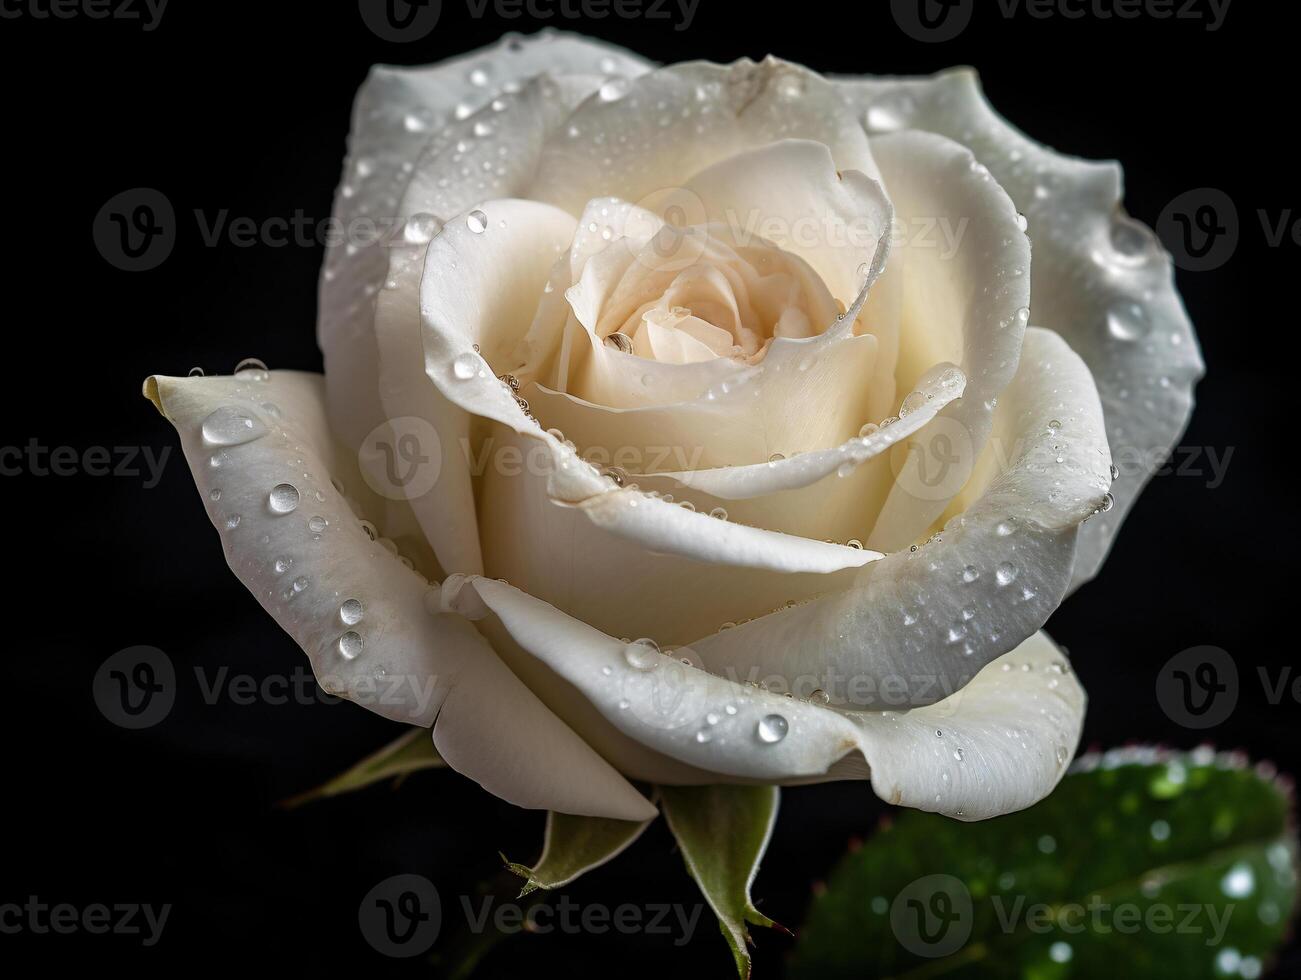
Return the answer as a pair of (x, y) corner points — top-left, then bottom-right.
(145, 34), (1201, 823)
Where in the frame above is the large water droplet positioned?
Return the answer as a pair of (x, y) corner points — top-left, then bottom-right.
(340, 599), (364, 625)
(404, 213), (442, 244)
(598, 77), (630, 102)
(234, 357), (269, 381)
(269, 483), (300, 514)
(1106, 300), (1150, 341)
(337, 631), (363, 660)
(466, 210), (488, 234)
(202, 406), (268, 447)
(623, 637), (661, 671)
(756, 714), (789, 744)
(452, 352), (480, 380)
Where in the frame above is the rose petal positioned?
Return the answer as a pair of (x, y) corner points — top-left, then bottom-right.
(687, 327), (1111, 706)
(477, 421), (870, 645)
(844, 69), (1203, 587)
(863, 130), (1032, 553)
(144, 370), (654, 821)
(372, 77), (599, 576)
(532, 57), (881, 218)
(467, 577), (1085, 820)
(318, 32), (650, 449)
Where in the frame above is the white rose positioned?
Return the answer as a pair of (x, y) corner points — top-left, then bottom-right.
(145, 33), (1202, 824)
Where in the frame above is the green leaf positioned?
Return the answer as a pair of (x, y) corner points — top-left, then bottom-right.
(279, 727), (443, 807)
(504, 809), (655, 896)
(792, 748), (1299, 980)
(660, 784), (787, 979)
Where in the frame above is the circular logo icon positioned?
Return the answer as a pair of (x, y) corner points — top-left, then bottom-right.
(359, 874), (441, 957)
(93, 188), (176, 272)
(358, 0), (442, 42)
(891, 0), (974, 43)
(1156, 188), (1238, 272)
(626, 186), (710, 274)
(93, 645), (176, 729)
(1156, 645), (1238, 729)
(358, 417), (443, 501)
(890, 874), (973, 958)
(621, 651), (712, 731)
(888, 414), (975, 503)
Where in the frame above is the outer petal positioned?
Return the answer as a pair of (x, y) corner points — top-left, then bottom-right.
(467, 576), (1085, 821)
(372, 76), (597, 576)
(318, 32), (651, 451)
(863, 130), (1032, 553)
(144, 370), (654, 821)
(843, 69), (1203, 586)
(688, 327), (1112, 706)
(531, 57), (881, 217)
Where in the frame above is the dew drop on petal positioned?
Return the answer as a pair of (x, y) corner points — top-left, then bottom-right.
(623, 637), (661, 671)
(756, 714), (789, 744)
(269, 483), (300, 514)
(466, 210), (488, 234)
(337, 631), (363, 661)
(202, 406), (268, 447)
(340, 599), (364, 625)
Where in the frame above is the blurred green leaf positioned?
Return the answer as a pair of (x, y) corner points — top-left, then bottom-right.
(792, 748), (1298, 979)
(504, 809), (655, 896)
(661, 784), (787, 979)
(280, 727), (443, 807)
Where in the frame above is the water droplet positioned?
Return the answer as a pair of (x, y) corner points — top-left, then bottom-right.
(604, 332), (634, 354)
(623, 637), (661, 671)
(756, 714), (789, 744)
(223, 513), (241, 530)
(308, 515), (328, 533)
(234, 357), (269, 380)
(898, 390), (927, 417)
(269, 483), (300, 514)
(709, 507), (728, 521)
(188, 366), (205, 377)
(1100, 491), (1115, 513)
(452, 352), (480, 379)
(953, 748), (965, 762)
(340, 599), (364, 625)
(809, 689), (830, 705)
(466, 210), (488, 234)
(858, 422), (879, 439)
(273, 557), (292, 574)
(995, 562), (1018, 586)
(337, 631), (363, 660)
(208, 488), (221, 502)
(1107, 300), (1150, 341)
(201, 406), (268, 447)
(404, 213), (442, 244)
(1221, 862), (1255, 898)
(598, 77), (630, 102)
(962, 565), (980, 583)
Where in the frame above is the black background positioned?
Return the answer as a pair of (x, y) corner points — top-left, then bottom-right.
(2, 0), (1294, 976)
